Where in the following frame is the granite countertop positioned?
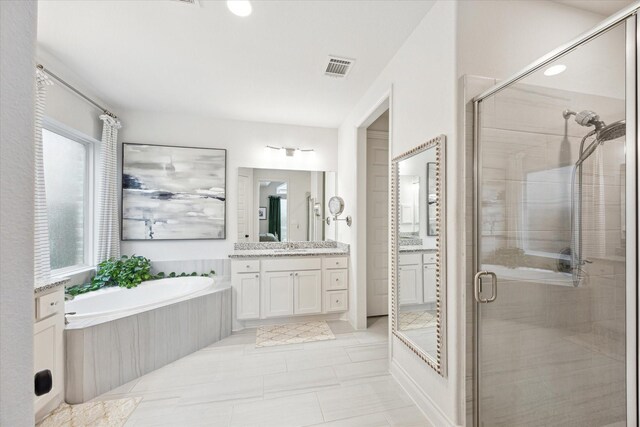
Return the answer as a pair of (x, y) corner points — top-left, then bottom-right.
(35, 277), (70, 295)
(229, 247), (349, 259)
(230, 241), (350, 259)
(399, 246), (438, 254)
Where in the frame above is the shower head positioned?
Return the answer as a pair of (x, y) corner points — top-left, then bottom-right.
(563, 109), (606, 130)
(596, 120), (625, 142)
(575, 119), (626, 166)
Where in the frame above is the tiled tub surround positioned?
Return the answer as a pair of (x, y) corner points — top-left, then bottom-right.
(65, 282), (231, 404)
(464, 75), (627, 425)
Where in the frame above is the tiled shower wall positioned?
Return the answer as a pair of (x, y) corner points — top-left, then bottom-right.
(464, 75), (626, 426)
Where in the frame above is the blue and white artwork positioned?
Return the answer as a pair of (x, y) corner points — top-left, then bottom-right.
(122, 143), (226, 240)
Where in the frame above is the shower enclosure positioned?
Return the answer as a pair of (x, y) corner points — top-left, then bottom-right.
(472, 6), (637, 426)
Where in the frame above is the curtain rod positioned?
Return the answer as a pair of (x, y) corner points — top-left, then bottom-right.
(36, 64), (118, 120)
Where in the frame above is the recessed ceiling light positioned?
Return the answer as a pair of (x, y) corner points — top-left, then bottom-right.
(227, 0), (252, 17)
(544, 64), (567, 76)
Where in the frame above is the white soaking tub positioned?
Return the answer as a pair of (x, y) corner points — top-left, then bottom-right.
(65, 276), (216, 321)
(64, 276), (231, 404)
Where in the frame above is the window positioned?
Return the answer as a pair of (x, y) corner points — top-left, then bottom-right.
(42, 125), (95, 273)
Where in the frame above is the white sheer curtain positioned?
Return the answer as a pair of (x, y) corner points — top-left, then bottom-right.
(34, 68), (53, 286)
(96, 115), (122, 262)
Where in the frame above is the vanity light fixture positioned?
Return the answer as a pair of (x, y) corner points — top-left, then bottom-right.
(266, 145), (315, 157)
(227, 0), (252, 17)
(543, 64), (567, 76)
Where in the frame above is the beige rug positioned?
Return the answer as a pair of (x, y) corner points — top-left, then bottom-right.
(399, 310), (437, 331)
(256, 320), (335, 347)
(37, 397), (142, 427)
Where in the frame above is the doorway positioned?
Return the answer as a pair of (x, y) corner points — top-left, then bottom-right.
(366, 110), (389, 317)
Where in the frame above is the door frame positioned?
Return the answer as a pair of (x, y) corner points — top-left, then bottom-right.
(472, 8), (638, 425)
(353, 87), (393, 331)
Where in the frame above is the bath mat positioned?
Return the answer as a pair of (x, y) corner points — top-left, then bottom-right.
(256, 320), (335, 347)
(399, 310), (437, 331)
(37, 397), (142, 427)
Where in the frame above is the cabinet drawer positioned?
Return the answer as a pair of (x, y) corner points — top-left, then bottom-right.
(324, 269), (348, 291)
(323, 257), (348, 269)
(423, 253), (436, 264)
(399, 253), (421, 266)
(324, 290), (348, 313)
(36, 291), (63, 320)
(234, 260), (260, 273)
(262, 257), (321, 272)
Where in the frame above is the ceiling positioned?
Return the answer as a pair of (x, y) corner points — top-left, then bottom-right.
(553, 0), (635, 16)
(37, 1), (434, 128)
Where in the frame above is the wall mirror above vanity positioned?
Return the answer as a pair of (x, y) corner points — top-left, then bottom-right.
(391, 134), (447, 376)
(237, 167), (336, 242)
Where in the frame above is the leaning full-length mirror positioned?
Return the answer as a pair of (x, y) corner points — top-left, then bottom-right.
(391, 135), (446, 375)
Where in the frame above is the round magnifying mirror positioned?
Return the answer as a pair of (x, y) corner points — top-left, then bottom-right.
(328, 196), (345, 216)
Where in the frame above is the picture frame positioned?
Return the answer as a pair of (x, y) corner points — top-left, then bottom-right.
(258, 207), (267, 220)
(121, 143), (227, 240)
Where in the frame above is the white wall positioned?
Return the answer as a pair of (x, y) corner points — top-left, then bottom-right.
(119, 110), (338, 261)
(336, 1), (461, 424)
(37, 47), (109, 141)
(457, 0), (623, 97)
(0, 1), (37, 425)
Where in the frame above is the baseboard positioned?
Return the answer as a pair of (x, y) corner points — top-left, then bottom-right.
(390, 359), (459, 427)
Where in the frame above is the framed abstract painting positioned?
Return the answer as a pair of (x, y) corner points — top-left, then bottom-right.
(121, 143), (226, 240)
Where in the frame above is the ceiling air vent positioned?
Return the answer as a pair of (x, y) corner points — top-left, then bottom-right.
(324, 56), (354, 78)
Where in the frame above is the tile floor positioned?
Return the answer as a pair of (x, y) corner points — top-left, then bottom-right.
(93, 316), (432, 427)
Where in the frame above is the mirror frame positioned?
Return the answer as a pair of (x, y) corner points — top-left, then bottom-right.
(390, 134), (447, 376)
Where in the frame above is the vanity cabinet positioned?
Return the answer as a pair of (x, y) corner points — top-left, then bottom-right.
(231, 255), (348, 325)
(293, 270), (322, 315)
(234, 273), (261, 320)
(263, 271), (295, 317)
(34, 286), (65, 422)
(398, 263), (423, 305)
(322, 257), (348, 313)
(399, 252), (436, 306)
(423, 264), (437, 303)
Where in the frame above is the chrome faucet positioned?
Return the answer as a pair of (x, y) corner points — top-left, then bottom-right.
(64, 312), (77, 325)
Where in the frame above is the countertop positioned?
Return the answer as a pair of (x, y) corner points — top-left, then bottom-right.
(399, 246), (437, 254)
(229, 247), (349, 259)
(35, 277), (70, 295)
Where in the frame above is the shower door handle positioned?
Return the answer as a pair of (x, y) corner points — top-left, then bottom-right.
(474, 271), (498, 303)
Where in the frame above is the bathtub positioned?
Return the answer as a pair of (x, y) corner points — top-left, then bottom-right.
(65, 276), (231, 404)
(66, 276), (216, 321)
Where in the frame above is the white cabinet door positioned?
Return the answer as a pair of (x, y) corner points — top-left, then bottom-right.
(34, 311), (63, 417)
(398, 264), (423, 305)
(294, 270), (322, 315)
(234, 273), (261, 320)
(263, 271), (294, 318)
(423, 264), (437, 303)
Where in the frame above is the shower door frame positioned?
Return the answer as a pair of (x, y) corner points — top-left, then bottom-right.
(472, 6), (638, 426)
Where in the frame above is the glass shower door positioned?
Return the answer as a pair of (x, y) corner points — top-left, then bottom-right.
(475, 20), (630, 427)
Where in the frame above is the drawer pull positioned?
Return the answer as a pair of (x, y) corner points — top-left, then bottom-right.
(49, 301), (58, 306)
(246, 265), (251, 268)
(335, 262), (339, 265)
(335, 278), (339, 281)
(336, 299), (340, 303)
(255, 274), (259, 278)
